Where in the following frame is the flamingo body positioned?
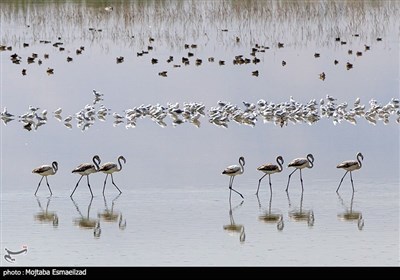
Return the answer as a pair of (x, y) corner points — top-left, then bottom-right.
(336, 152), (363, 192)
(222, 156), (245, 200)
(256, 156), (284, 194)
(32, 161), (58, 195)
(286, 154), (314, 192)
(99, 156), (126, 194)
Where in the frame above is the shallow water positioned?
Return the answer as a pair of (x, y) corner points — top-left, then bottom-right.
(1, 0), (399, 266)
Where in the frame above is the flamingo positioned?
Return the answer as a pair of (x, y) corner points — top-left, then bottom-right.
(286, 154), (314, 192)
(336, 152), (364, 192)
(222, 156), (245, 200)
(71, 155), (101, 197)
(256, 156), (284, 194)
(98, 156), (126, 194)
(32, 161), (58, 195)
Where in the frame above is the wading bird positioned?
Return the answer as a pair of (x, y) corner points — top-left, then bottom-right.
(99, 156), (126, 194)
(222, 156), (245, 200)
(286, 154), (314, 192)
(256, 156), (284, 194)
(336, 152), (364, 192)
(71, 155), (101, 197)
(32, 161), (58, 195)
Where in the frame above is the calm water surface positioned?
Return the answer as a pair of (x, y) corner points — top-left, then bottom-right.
(1, 0), (399, 266)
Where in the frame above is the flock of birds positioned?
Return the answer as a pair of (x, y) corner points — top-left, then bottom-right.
(1, 6), (397, 130)
(32, 152), (363, 199)
(1, 93), (399, 131)
(0, 14), (385, 80)
(222, 152), (364, 201)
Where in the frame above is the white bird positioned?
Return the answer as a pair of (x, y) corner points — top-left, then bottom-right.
(71, 155), (101, 197)
(53, 108), (62, 115)
(93, 89), (103, 98)
(336, 152), (364, 192)
(29, 105), (39, 112)
(1, 107), (14, 118)
(98, 156), (126, 194)
(222, 156), (245, 200)
(256, 156), (284, 194)
(286, 154), (314, 192)
(32, 161), (58, 195)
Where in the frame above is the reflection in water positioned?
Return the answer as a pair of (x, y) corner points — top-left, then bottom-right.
(71, 197), (101, 238)
(287, 192), (314, 227)
(98, 194), (126, 230)
(257, 194), (284, 231)
(33, 196), (58, 228)
(337, 192), (364, 231)
(223, 200), (245, 243)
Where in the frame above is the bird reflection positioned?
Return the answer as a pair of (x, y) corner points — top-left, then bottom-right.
(34, 196), (58, 227)
(71, 197), (101, 238)
(257, 193), (284, 231)
(287, 191), (314, 227)
(223, 200), (245, 243)
(1, 116), (14, 126)
(98, 194), (126, 230)
(337, 192), (364, 230)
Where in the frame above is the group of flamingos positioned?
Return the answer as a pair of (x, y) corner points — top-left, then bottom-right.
(32, 152), (363, 198)
(32, 155), (126, 196)
(222, 152), (364, 199)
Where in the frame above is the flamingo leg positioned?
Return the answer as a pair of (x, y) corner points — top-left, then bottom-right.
(45, 177), (53, 195)
(231, 188), (244, 199)
(86, 175), (94, 197)
(102, 174), (109, 194)
(228, 177), (233, 202)
(336, 171), (349, 193)
(256, 174), (267, 195)
(111, 174), (122, 194)
(70, 175), (84, 197)
(299, 169), (304, 192)
(350, 171), (354, 192)
(286, 169), (297, 192)
(35, 176), (44, 195)
(229, 176), (243, 199)
(268, 174), (272, 194)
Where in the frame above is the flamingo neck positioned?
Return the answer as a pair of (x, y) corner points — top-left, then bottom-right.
(307, 156), (314, 168)
(277, 158), (283, 172)
(52, 163), (58, 173)
(93, 157), (100, 170)
(118, 158), (124, 171)
(357, 155), (363, 168)
(240, 162), (244, 173)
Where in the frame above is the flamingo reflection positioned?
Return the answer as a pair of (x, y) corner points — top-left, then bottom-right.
(34, 196), (58, 227)
(223, 200), (245, 243)
(98, 194), (126, 230)
(71, 197), (101, 238)
(257, 193), (284, 231)
(337, 192), (364, 230)
(287, 191), (314, 227)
